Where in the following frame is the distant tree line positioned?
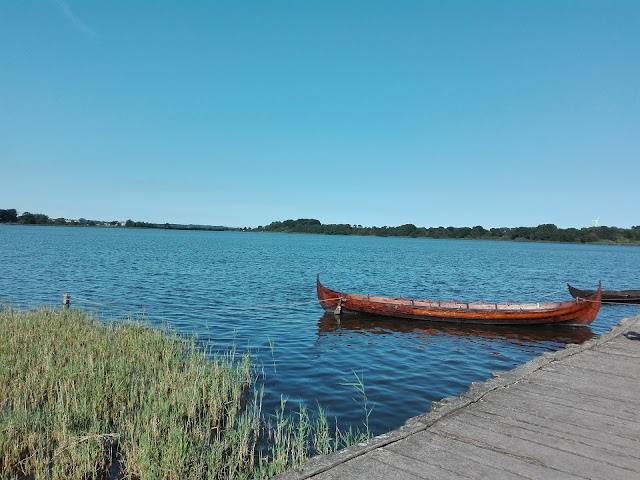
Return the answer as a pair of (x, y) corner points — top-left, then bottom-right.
(3, 208), (639, 244)
(0, 208), (228, 231)
(1, 208), (127, 227)
(254, 219), (640, 244)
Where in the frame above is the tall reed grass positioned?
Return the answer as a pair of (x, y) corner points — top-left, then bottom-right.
(0, 306), (368, 479)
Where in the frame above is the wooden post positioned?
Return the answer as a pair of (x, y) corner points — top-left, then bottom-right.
(63, 292), (70, 308)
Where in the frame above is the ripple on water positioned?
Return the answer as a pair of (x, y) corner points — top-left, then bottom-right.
(1, 227), (638, 435)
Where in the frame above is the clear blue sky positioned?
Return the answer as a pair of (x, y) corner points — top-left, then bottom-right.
(1, 1), (638, 228)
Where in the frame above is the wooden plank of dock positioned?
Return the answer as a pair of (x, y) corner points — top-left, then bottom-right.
(277, 315), (640, 480)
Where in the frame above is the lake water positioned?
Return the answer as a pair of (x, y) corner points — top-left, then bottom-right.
(2, 225), (639, 435)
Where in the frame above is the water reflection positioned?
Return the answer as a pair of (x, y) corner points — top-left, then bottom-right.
(317, 313), (596, 346)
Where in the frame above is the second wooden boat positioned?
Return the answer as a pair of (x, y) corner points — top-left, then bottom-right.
(317, 275), (602, 326)
(567, 284), (640, 304)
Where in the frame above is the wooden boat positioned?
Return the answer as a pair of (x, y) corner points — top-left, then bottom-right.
(317, 275), (602, 326)
(567, 284), (640, 305)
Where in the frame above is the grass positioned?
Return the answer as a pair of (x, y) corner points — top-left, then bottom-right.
(340, 371), (373, 438)
(0, 306), (369, 479)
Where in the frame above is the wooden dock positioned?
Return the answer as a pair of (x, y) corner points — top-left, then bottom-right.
(277, 315), (640, 480)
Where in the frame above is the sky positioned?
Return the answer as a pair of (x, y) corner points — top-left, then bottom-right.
(1, 1), (638, 229)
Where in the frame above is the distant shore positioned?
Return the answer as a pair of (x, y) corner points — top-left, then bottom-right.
(2, 209), (639, 245)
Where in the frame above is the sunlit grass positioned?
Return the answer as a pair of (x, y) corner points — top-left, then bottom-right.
(0, 305), (368, 479)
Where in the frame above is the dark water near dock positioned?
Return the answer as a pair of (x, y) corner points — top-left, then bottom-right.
(2, 225), (639, 435)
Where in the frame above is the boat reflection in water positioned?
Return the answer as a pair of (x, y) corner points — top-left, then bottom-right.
(317, 313), (596, 347)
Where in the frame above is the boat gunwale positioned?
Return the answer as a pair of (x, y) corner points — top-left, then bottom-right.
(334, 292), (579, 313)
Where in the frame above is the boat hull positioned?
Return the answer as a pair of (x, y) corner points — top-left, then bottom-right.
(568, 284), (640, 305)
(318, 275), (601, 326)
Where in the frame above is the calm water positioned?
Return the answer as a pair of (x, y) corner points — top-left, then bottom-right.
(2, 225), (639, 435)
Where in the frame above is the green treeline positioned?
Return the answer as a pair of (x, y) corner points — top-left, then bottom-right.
(0, 208), (127, 227)
(0, 209), (226, 231)
(256, 219), (640, 245)
(3, 208), (639, 244)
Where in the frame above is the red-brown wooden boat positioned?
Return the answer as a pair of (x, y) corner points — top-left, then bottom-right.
(317, 275), (602, 326)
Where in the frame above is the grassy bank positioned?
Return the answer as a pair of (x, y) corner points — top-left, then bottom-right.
(0, 307), (366, 479)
